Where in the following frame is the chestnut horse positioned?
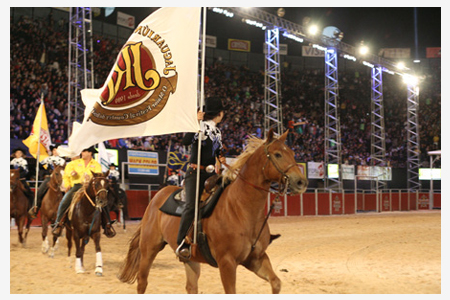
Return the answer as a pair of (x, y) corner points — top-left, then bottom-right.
(65, 172), (111, 275)
(40, 165), (64, 256)
(118, 130), (308, 293)
(10, 169), (32, 245)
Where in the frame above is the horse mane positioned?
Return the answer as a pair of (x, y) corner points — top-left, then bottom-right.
(222, 135), (265, 183)
(68, 186), (86, 221)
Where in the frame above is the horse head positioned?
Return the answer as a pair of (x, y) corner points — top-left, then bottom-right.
(261, 129), (308, 194)
(86, 172), (110, 209)
(50, 165), (63, 189)
(10, 168), (22, 193)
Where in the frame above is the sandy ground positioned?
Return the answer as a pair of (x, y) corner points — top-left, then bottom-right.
(9, 210), (441, 294)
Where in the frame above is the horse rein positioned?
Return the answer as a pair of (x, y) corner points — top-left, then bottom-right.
(84, 177), (109, 209)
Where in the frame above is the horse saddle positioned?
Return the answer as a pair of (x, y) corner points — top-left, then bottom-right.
(159, 175), (226, 218)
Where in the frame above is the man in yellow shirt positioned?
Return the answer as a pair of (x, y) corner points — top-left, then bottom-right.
(52, 146), (115, 237)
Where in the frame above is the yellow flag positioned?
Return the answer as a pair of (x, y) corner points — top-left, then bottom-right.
(23, 102), (52, 162)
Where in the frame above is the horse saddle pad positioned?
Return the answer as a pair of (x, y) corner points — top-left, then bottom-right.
(159, 184), (224, 218)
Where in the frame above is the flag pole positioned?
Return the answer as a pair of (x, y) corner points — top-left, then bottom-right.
(33, 94), (44, 209)
(163, 139), (172, 184)
(193, 7), (207, 245)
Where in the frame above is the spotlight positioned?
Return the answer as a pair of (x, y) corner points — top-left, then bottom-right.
(397, 62), (406, 70)
(359, 46), (369, 55)
(308, 25), (318, 35)
(402, 74), (418, 85)
(277, 8), (285, 17)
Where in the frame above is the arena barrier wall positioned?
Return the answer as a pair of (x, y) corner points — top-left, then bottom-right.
(25, 189), (441, 226)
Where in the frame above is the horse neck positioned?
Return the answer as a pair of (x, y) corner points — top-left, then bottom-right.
(228, 147), (271, 217)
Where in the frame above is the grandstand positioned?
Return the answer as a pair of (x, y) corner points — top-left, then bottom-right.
(10, 7), (441, 215)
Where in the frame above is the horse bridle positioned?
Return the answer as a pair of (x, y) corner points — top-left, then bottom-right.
(261, 140), (298, 193)
(84, 177), (109, 209)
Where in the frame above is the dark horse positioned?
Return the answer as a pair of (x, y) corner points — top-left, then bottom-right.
(10, 169), (32, 245)
(64, 172), (111, 275)
(39, 165), (64, 256)
(118, 130), (308, 293)
(107, 182), (129, 231)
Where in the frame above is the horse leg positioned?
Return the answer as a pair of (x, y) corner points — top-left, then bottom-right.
(16, 216), (25, 246)
(184, 261), (201, 294)
(136, 227), (165, 294)
(92, 232), (103, 276)
(217, 256), (238, 294)
(41, 216), (50, 254)
(73, 232), (86, 274)
(243, 252), (281, 294)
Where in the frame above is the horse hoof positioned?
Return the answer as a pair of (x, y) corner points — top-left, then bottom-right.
(95, 272), (103, 276)
(76, 269), (86, 274)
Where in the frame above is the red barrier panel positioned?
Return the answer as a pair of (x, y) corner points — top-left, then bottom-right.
(356, 193), (364, 211)
(433, 193), (441, 208)
(344, 194), (355, 214)
(317, 193), (330, 215)
(270, 193), (285, 217)
(331, 193), (343, 215)
(287, 195), (301, 216)
(302, 193), (316, 215)
(380, 193), (391, 212)
(400, 193), (410, 211)
(418, 193), (430, 209)
(126, 190), (151, 219)
(364, 194), (377, 211)
(391, 193), (400, 211)
(409, 193), (418, 210)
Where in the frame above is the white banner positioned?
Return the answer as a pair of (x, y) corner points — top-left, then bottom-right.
(59, 8), (201, 157)
(307, 162), (325, 179)
(342, 165), (355, 180)
(378, 48), (411, 59)
(302, 46), (325, 57)
(117, 11), (135, 29)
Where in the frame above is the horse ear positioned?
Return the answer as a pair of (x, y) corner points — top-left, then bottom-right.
(266, 128), (274, 144)
(278, 130), (289, 144)
(104, 170), (110, 178)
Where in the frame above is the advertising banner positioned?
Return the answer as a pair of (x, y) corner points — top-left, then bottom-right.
(127, 150), (159, 175)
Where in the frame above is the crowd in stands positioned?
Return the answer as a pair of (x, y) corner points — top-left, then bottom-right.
(10, 13), (441, 169)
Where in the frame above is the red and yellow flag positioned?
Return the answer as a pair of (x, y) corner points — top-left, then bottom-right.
(23, 102), (52, 162)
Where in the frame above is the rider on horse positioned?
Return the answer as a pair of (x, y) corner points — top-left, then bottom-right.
(52, 146), (116, 238)
(29, 145), (66, 218)
(175, 96), (227, 261)
(10, 147), (34, 214)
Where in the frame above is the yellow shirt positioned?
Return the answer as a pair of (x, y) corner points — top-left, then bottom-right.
(62, 158), (102, 189)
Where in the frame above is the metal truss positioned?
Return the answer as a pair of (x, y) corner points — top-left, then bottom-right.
(324, 48), (342, 191)
(370, 66), (387, 189)
(263, 27), (283, 138)
(406, 84), (421, 191)
(68, 7), (94, 136)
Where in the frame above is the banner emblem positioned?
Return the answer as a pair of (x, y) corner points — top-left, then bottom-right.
(89, 40), (177, 126)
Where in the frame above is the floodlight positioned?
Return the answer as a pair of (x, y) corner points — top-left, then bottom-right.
(308, 25), (318, 35)
(397, 62), (405, 70)
(359, 45), (369, 55)
(402, 74), (418, 85)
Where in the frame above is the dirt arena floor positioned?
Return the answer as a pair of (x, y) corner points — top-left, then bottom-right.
(10, 210), (441, 294)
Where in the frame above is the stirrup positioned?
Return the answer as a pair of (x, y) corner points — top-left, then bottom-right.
(28, 207), (37, 219)
(52, 224), (62, 236)
(175, 240), (191, 262)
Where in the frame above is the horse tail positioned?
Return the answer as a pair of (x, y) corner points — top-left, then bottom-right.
(117, 222), (142, 284)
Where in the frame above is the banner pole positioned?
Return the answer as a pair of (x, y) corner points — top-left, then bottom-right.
(193, 7), (207, 245)
(163, 139), (172, 184)
(33, 95), (44, 209)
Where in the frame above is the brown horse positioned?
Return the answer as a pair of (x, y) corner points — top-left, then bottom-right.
(39, 165), (64, 256)
(118, 130), (308, 293)
(65, 172), (111, 275)
(10, 169), (32, 245)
